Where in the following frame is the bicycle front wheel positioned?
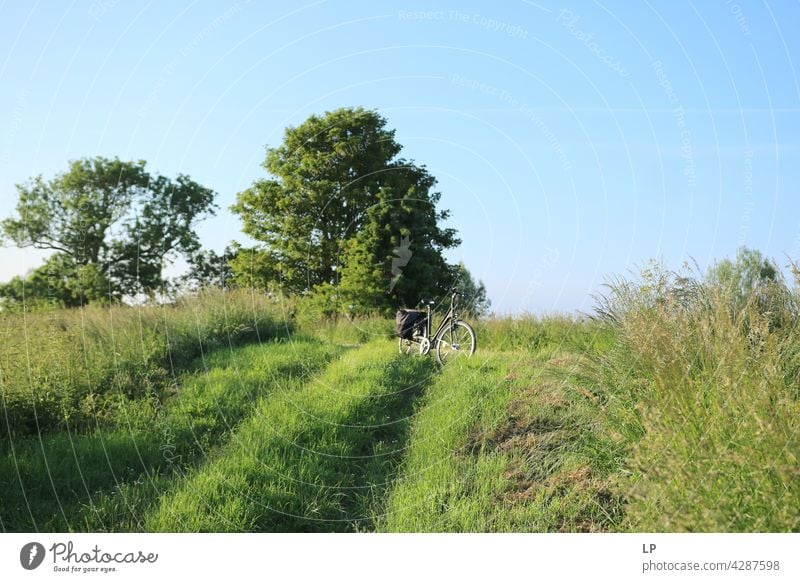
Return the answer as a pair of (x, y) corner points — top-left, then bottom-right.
(434, 321), (476, 365)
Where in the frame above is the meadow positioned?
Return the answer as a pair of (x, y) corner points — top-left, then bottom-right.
(1, 260), (798, 532)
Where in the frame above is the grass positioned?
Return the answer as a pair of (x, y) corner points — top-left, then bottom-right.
(0, 337), (338, 531)
(299, 313), (394, 345)
(148, 339), (435, 532)
(588, 263), (800, 531)
(380, 347), (624, 532)
(0, 288), (289, 436)
(475, 314), (612, 354)
(2, 251), (799, 532)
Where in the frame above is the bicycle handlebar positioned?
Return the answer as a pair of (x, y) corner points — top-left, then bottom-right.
(417, 292), (459, 308)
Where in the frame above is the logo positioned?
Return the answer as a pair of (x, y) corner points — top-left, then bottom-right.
(20, 542), (45, 570)
(389, 235), (412, 292)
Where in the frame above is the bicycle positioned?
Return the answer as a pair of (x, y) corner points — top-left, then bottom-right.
(397, 291), (477, 365)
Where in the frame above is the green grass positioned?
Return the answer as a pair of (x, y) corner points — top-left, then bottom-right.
(2, 261), (799, 533)
(298, 313), (394, 345)
(475, 314), (613, 353)
(589, 264), (800, 531)
(380, 348), (624, 532)
(147, 340), (435, 532)
(0, 337), (339, 531)
(0, 288), (290, 437)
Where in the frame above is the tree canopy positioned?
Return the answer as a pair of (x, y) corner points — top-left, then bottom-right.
(231, 107), (461, 312)
(0, 156), (216, 308)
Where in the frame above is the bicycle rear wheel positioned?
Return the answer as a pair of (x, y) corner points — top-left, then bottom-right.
(434, 321), (476, 365)
(399, 337), (415, 354)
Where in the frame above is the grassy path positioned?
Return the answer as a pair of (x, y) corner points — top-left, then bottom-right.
(3, 332), (625, 533)
(381, 349), (624, 532)
(148, 340), (435, 532)
(0, 337), (339, 531)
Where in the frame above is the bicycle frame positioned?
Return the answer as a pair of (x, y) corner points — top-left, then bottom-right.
(417, 292), (460, 342)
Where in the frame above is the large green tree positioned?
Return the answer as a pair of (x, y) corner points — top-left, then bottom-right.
(231, 107), (460, 311)
(0, 156), (216, 308)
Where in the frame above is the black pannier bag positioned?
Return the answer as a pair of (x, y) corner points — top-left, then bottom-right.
(395, 309), (425, 339)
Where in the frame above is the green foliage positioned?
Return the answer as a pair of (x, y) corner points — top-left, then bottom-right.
(227, 244), (281, 290)
(230, 107), (459, 311)
(589, 250), (800, 531)
(0, 157), (216, 307)
(0, 254), (98, 311)
(707, 247), (777, 297)
(182, 245), (237, 291)
(0, 289), (287, 438)
(706, 247), (793, 331)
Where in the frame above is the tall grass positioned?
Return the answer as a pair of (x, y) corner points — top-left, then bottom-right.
(590, 260), (800, 531)
(296, 304), (613, 355)
(0, 288), (290, 436)
(380, 354), (518, 532)
(299, 314), (393, 345)
(476, 314), (611, 353)
(1, 337), (339, 531)
(3, 253), (797, 533)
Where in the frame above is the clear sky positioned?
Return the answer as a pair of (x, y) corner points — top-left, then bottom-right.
(1, 0), (798, 314)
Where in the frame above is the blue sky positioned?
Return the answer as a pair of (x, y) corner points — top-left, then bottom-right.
(1, 0), (798, 314)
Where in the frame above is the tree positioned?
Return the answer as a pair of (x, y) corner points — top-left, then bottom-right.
(227, 244), (280, 291)
(0, 255), (84, 311)
(706, 247), (777, 300)
(181, 245), (237, 291)
(451, 262), (491, 316)
(0, 157), (216, 307)
(706, 247), (788, 328)
(336, 170), (461, 313)
(231, 107), (460, 311)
